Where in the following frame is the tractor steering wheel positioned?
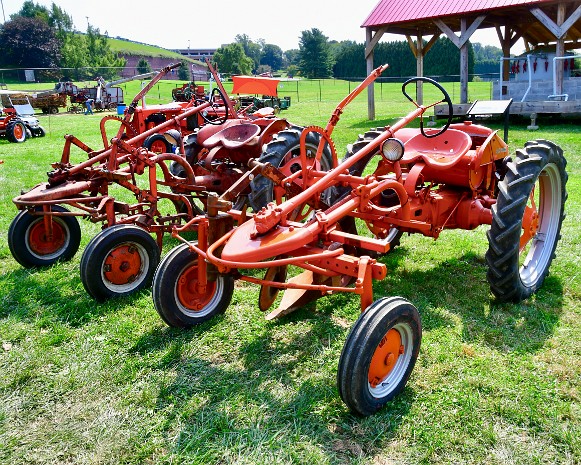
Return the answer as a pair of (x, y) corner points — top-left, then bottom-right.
(402, 77), (453, 138)
(198, 87), (229, 125)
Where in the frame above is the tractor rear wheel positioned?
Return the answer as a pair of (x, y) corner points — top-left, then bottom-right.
(6, 120), (27, 143)
(248, 126), (333, 214)
(486, 140), (567, 302)
(8, 205), (81, 267)
(152, 243), (234, 328)
(337, 296), (421, 416)
(80, 225), (160, 301)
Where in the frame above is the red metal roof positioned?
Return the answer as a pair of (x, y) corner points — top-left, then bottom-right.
(362, 0), (549, 27)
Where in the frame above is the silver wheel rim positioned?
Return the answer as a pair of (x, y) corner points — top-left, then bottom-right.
(367, 321), (414, 398)
(520, 163), (562, 287)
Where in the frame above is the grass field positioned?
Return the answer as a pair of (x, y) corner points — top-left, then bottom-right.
(0, 77), (580, 464)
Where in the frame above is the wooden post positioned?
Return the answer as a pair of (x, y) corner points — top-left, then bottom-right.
(417, 32), (424, 105)
(460, 19), (469, 104)
(556, 3), (566, 96)
(365, 27), (385, 120)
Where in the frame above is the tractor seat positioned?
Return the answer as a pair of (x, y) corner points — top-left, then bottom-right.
(402, 129), (472, 171)
(202, 123), (261, 150)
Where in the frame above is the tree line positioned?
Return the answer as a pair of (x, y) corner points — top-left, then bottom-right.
(0, 1), (125, 81)
(215, 29), (501, 80)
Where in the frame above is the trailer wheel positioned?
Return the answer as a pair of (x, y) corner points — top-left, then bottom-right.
(143, 134), (172, 154)
(337, 296), (421, 416)
(6, 120), (27, 143)
(248, 126), (333, 215)
(486, 140), (567, 302)
(8, 205), (81, 267)
(49, 107), (58, 114)
(152, 243), (234, 328)
(79, 225), (160, 301)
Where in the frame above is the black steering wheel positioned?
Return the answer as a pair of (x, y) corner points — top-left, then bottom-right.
(402, 77), (453, 138)
(197, 87), (229, 125)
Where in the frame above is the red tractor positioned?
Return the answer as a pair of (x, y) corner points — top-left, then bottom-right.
(151, 65), (567, 416)
(0, 97), (46, 142)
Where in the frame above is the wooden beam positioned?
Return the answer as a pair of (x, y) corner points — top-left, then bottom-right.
(530, 4), (581, 39)
(433, 15), (486, 48)
(365, 27), (387, 58)
(423, 33), (441, 54)
(405, 34), (418, 58)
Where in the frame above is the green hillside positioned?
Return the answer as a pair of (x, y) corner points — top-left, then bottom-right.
(107, 36), (201, 64)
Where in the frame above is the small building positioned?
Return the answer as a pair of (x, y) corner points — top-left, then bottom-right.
(361, 0), (581, 118)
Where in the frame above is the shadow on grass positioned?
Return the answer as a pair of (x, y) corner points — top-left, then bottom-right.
(130, 309), (413, 463)
(0, 264), (144, 327)
(374, 247), (564, 354)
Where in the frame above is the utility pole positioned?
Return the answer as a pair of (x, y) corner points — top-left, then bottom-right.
(1, 0), (6, 23)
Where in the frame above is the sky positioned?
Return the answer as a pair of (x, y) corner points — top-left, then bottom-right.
(1, 0), (507, 52)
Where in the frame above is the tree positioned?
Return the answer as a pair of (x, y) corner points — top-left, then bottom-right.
(298, 28), (333, 78)
(84, 25), (126, 79)
(214, 43), (253, 75)
(0, 16), (61, 68)
(260, 44), (283, 71)
(137, 58), (152, 74)
(178, 61), (190, 80)
(235, 34), (262, 72)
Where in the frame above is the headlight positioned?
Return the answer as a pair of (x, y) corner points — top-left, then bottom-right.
(381, 138), (405, 162)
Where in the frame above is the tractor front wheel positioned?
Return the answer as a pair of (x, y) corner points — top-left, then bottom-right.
(80, 225), (160, 301)
(8, 205), (81, 267)
(152, 243), (234, 328)
(486, 140), (567, 302)
(337, 296), (421, 416)
(6, 120), (27, 143)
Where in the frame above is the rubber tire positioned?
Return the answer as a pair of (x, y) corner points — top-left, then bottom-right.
(152, 243), (234, 328)
(80, 225), (160, 301)
(337, 296), (421, 416)
(332, 129), (403, 251)
(8, 205), (81, 267)
(248, 126), (333, 211)
(6, 120), (27, 143)
(143, 133), (172, 154)
(486, 140), (567, 302)
(33, 126), (46, 137)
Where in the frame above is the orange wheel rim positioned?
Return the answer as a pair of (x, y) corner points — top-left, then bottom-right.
(103, 244), (143, 285)
(368, 328), (404, 388)
(14, 124), (24, 139)
(176, 264), (217, 311)
(28, 220), (66, 255)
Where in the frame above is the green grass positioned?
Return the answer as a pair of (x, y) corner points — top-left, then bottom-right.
(0, 78), (580, 464)
(106, 37), (196, 61)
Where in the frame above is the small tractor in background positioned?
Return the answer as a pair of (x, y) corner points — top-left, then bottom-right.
(0, 96), (46, 142)
(151, 65), (567, 416)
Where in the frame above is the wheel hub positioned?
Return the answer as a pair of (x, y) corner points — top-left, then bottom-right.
(28, 220), (66, 255)
(103, 244), (142, 285)
(368, 329), (404, 388)
(177, 264), (216, 311)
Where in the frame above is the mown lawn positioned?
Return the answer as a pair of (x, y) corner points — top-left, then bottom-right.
(0, 77), (579, 464)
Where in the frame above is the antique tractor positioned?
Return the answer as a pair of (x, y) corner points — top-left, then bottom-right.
(8, 63), (321, 302)
(151, 65), (567, 415)
(0, 97), (46, 142)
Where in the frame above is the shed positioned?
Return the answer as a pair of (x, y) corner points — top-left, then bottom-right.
(362, 0), (581, 118)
